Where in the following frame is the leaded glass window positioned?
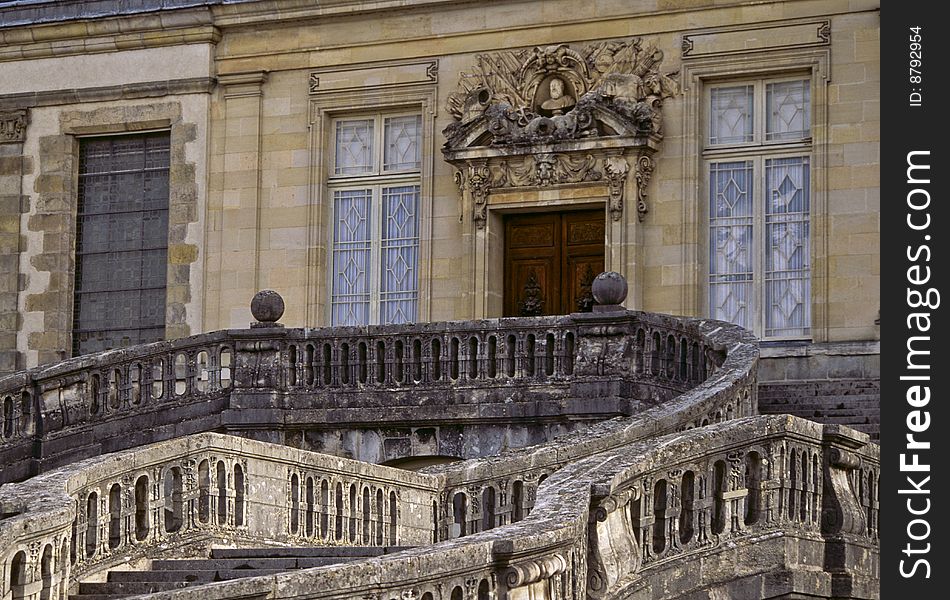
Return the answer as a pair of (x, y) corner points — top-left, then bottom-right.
(705, 77), (811, 339)
(73, 133), (169, 355)
(709, 85), (753, 145)
(766, 80), (810, 141)
(329, 112), (422, 326)
(709, 161), (753, 330)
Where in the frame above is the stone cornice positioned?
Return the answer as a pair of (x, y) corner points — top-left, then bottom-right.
(0, 9), (219, 63)
(0, 77), (216, 111)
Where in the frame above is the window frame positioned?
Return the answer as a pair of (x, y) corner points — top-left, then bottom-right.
(702, 74), (814, 341)
(72, 130), (172, 355)
(326, 111), (423, 326)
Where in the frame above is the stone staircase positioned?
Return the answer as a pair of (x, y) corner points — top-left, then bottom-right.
(69, 547), (412, 600)
(757, 379), (880, 441)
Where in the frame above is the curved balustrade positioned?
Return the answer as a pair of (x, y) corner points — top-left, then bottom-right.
(0, 415), (878, 600)
(0, 433), (438, 600)
(0, 304), (784, 598)
(1, 310), (728, 485)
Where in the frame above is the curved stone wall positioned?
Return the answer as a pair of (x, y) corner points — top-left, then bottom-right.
(0, 416), (879, 600)
(0, 310), (732, 484)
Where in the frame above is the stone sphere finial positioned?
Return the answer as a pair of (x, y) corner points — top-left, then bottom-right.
(591, 271), (627, 311)
(250, 290), (285, 327)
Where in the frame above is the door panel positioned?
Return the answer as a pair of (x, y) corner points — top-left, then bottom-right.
(504, 210), (604, 316)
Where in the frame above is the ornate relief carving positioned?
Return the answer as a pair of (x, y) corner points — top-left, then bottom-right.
(603, 157), (629, 222)
(444, 38), (679, 148)
(576, 264), (596, 312)
(519, 271), (544, 317)
(0, 110), (27, 144)
(490, 153), (601, 188)
(634, 154), (655, 222)
(455, 164), (492, 229)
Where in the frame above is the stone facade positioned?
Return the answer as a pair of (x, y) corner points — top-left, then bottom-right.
(0, 1), (880, 598)
(0, 306), (879, 599)
(0, 0), (879, 378)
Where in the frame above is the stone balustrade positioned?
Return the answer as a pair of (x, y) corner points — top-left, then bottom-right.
(0, 290), (792, 600)
(1, 309), (736, 484)
(0, 433), (439, 600)
(0, 415), (878, 600)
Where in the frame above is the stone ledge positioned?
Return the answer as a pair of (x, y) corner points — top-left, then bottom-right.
(0, 77), (216, 111)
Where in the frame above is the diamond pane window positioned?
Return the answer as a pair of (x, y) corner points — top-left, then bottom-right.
(73, 133), (169, 355)
(334, 119), (375, 175)
(380, 186), (420, 325)
(708, 162), (753, 330)
(331, 190), (372, 326)
(705, 77), (812, 339)
(765, 157), (810, 337)
(384, 115), (422, 172)
(328, 111), (423, 325)
(709, 85), (753, 145)
(766, 80), (810, 141)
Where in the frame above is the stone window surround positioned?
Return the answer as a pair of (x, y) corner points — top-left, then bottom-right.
(308, 85), (438, 326)
(680, 46), (831, 342)
(26, 102), (199, 364)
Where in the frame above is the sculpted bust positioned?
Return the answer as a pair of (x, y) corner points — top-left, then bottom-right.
(540, 78), (575, 115)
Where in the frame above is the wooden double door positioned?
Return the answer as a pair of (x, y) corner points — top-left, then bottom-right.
(504, 209), (605, 317)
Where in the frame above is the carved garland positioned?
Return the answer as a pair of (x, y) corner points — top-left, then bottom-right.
(455, 153), (655, 228)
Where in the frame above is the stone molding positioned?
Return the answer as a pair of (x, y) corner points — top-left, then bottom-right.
(24, 102), (200, 366)
(0, 78), (216, 112)
(682, 19), (831, 59)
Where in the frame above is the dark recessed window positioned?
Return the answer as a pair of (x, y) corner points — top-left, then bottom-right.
(72, 133), (169, 355)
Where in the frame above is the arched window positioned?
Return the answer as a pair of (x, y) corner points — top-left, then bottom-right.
(745, 452), (762, 526)
(40, 545), (53, 600)
(216, 462), (228, 526)
(108, 483), (122, 549)
(134, 475), (149, 541)
(680, 471), (695, 544)
(198, 460), (211, 524)
(9, 550), (27, 600)
(452, 492), (467, 538)
(86, 491), (99, 557)
(511, 480), (524, 523)
(305, 477), (315, 537)
(234, 463), (245, 527)
(164, 467), (183, 533)
(389, 491), (397, 544)
(652, 479), (667, 554)
(481, 487), (495, 531)
(290, 473), (300, 534)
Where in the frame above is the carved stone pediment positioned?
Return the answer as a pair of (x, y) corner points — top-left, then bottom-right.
(443, 38), (677, 227)
(443, 38), (678, 151)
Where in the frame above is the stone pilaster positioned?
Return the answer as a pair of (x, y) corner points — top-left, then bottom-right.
(0, 109), (28, 374)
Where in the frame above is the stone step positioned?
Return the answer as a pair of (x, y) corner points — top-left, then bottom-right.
(69, 595), (127, 600)
(79, 581), (196, 595)
(151, 557), (358, 571)
(107, 569), (287, 583)
(759, 394), (881, 406)
(758, 407), (880, 417)
(209, 546), (409, 559)
(758, 403), (878, 413)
